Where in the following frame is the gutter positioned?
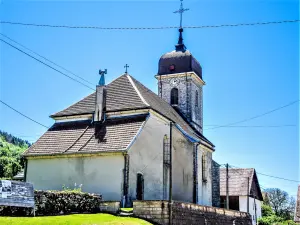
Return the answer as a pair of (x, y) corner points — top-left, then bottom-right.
(174, 124), (200, 143)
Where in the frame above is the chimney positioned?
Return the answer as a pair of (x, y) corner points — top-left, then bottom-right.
(94, 69), (107, 122)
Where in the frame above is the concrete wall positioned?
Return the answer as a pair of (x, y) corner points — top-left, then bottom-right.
(26, 155), (124, 201)
(197, 145), (213, 206)
(128, 114), (169, 200)
(172, 127), (194, 202)
(239, 196), (262, 225)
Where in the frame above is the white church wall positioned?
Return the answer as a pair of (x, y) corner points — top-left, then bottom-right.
(128, 113), (169, 200)
(239, 196), (262, 225)
(26, 154), (124, 201)
(197, 145), (213, 206)
(172, 127), (194, 203)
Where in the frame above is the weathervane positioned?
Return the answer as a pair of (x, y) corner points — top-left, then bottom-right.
(98, 69), (107, 86)
(173, 0), (189, 52)
(124, 64), (129, 74)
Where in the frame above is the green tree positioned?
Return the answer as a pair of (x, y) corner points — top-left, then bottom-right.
(0, 133), (29, 178)
(263, 188), (296, 221)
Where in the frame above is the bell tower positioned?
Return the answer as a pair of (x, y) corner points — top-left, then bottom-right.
(155, 0), (205, 134)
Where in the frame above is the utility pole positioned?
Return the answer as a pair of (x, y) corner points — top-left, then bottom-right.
(169, 122), (173, 225)
(226, 163), (229, 210)
(247, 177), (250, 213)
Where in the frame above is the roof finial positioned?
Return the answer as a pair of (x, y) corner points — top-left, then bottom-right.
(174, 0), (189, 52)
(124, 64), (129, 74)
(98, 69), (107, 86)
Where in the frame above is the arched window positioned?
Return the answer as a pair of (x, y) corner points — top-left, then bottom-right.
(195, 91), (199, 107)
(136, 173), (144, 200)
(171, 88), (178, 105)
(202, 153), (207, 182)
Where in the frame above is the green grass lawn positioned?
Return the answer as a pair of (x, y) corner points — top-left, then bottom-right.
(0, 213), (152, 225)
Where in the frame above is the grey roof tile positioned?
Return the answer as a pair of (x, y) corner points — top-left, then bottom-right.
(220, 168), (263, 200)
(24, 115), (147, 156)
(50, 74), (213, 147)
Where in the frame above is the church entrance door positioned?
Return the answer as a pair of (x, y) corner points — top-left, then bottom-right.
(136, 173), (144, 200)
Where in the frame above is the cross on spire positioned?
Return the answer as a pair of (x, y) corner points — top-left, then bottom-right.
(173, 0), (189, 28)
(173, 0), (189, 52)
(124, 64), (129, 74)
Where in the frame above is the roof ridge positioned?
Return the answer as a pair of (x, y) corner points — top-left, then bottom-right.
(126, 75), (149, 106)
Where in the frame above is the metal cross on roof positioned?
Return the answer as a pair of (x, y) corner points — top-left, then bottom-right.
(173, 0), (189, 28)
(124, 64), (129, 74)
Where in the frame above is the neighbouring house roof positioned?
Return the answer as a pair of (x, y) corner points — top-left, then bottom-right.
(51, 74), (214, 148)
(23, 114), (147, 156)
(295, 185), (300, 223)
(220, 168), (263, 201)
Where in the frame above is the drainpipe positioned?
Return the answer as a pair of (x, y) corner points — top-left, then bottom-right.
(24, 158), (28, 182)
(193, 143), (199, 204)
(169, 122), (173, 225)
(123, 153), (129, 207)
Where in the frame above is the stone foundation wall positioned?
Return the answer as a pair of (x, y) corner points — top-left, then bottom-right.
(133, 200), (252, 225)
(99, 201), (120, 214)
(133, 200), (169, 225)
(172, 201), (252, 225)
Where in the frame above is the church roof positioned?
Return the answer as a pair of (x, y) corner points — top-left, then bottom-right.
(220, 168), (263, 201)
(158, 50), (202, 79)
(295, 185), (300, 223)
(23, 114), (147, 156)
(51, 74), (214, 148)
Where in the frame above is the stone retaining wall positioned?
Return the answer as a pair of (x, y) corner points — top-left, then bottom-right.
(99, 201), (120, 214)
(133, 200), (252, 225)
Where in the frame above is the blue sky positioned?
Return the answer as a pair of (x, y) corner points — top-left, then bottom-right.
(0, 0), (299, 197)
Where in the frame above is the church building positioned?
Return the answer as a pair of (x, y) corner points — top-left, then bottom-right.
(23, 12), (215, 206)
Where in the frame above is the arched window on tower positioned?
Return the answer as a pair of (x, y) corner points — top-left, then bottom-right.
(171, 88), (178, 105)
(195, 91), (199, 107)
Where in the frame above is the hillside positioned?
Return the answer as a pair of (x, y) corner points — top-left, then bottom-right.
(0, 130), (30, 179)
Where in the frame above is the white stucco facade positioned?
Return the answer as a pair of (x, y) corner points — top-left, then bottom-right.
(26, 154), (124, 201)
(239, 196), (262, 225)
(171, 127), (194, 202)
(128, 113), (194, 203)
(197, 145), (213, 206)
(26, 111), (213, 205)
(128, 113), (168, 200)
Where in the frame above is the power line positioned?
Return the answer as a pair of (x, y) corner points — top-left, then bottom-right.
(0, 33), (95, 86)
(205, 100), (299, 130)
(0, 100), (49, 129)
(228, 164), (300, 183)
(0, 19), (299, 30)
(257, 172), (300, 183)
(0, 39), (95, 91)
(204, 124), (296, 128)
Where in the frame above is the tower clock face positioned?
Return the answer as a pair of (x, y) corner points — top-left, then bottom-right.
(170, 78), (179, 87)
